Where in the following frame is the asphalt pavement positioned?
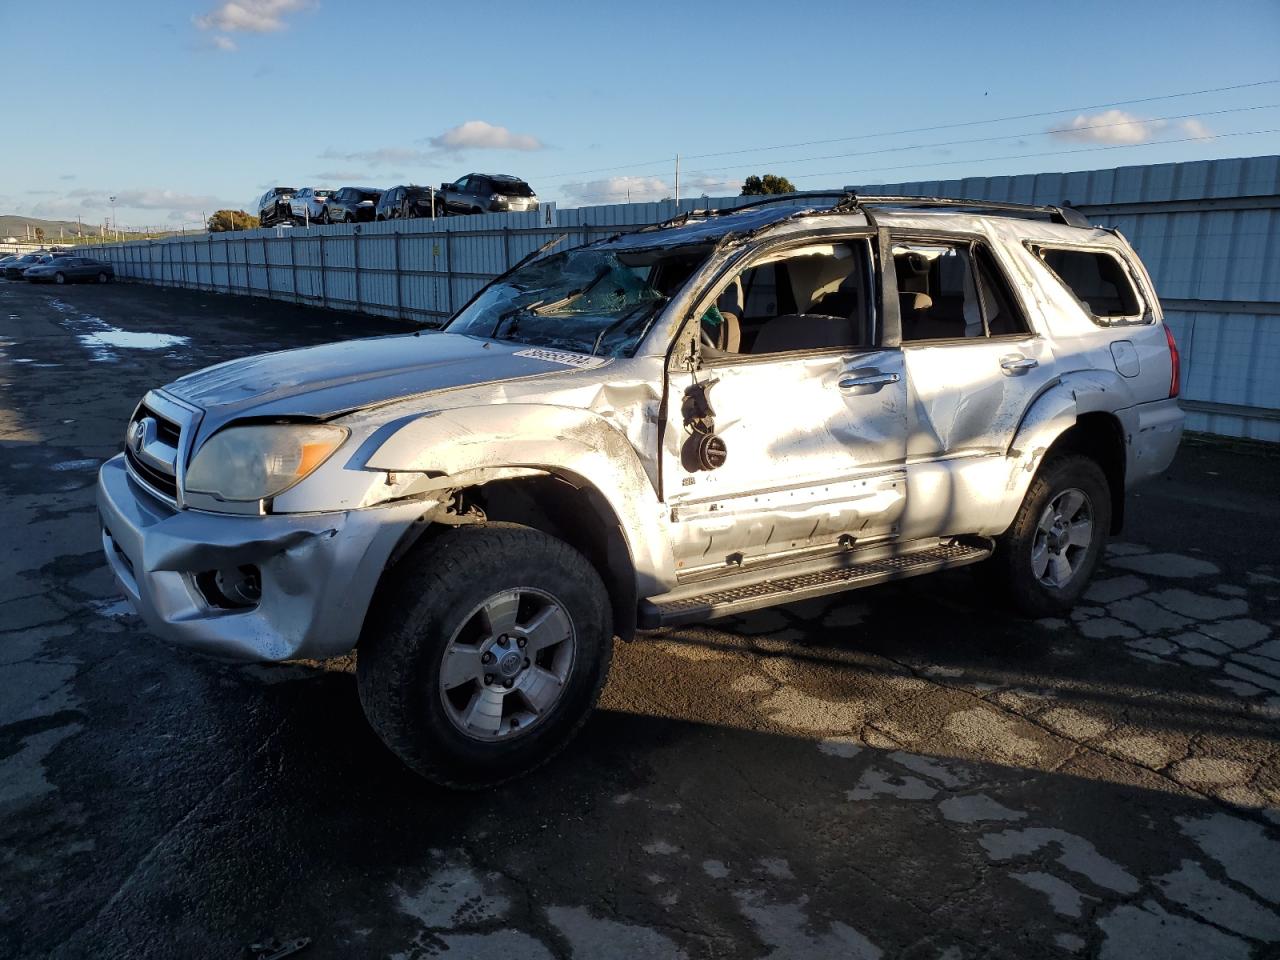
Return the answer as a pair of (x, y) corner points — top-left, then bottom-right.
(1, 279), (1279, 960)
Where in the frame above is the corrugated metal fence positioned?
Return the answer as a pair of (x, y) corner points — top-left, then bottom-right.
(74, 196), (753, 328)
(78, 156), (1280, 441)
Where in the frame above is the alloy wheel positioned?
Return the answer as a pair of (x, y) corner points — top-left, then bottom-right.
(1031, 487), (1094, 588)
(438, 587), (576, 742)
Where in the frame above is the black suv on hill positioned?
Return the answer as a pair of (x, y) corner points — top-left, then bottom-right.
(321, 187), (382, 224)
(256, 186), (296, 227)
(376, 185), (441, 221)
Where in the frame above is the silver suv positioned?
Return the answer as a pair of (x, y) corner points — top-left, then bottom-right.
(96, 195), (1184, 787)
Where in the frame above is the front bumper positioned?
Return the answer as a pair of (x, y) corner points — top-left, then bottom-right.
(96, 455), (428, 662)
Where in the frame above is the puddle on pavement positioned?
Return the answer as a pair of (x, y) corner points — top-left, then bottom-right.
(78, 329), (189, 360)
(42, 298), (191, 361)
(51, 459), (100, 472)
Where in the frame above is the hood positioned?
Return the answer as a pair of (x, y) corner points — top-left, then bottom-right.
(163, 331), (604, 439)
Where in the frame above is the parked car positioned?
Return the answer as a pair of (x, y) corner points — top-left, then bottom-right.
(289, 187), (334, 224)
(321, 187), (381, 224)
(3, 251), (62, 279)
(96, 194), (1183, 788)
(437, 173), (538, 216)
(24, 255), (114, 284)
(256, 186), (297, 227)
(376, 185), (440, 221)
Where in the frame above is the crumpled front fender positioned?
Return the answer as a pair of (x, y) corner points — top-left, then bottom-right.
(366, 403), (675, 596)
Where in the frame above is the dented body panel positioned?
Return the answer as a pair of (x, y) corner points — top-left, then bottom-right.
(96, 199), (1183, 661)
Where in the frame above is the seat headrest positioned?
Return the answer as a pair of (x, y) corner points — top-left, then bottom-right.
(899, 292), (933, 312)
(717, 277), (744, 315)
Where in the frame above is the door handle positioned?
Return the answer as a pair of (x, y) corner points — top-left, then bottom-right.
(838, 370), (900, 393)
(1000, 355), (1039, 375)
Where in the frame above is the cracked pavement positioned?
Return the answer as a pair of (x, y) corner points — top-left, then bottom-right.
(1, 279), (1279, 959)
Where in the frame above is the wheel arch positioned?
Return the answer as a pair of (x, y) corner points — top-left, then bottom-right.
(1005, 373), (1131, 535)
(365, 404), (675, 640)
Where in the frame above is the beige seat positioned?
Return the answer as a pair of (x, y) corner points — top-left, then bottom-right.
(712, 278), (743, 353)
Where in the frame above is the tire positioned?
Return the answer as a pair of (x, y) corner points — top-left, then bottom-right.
(97, 272), (109, 284)
(989, 454), (1111, 617)
(54, 272), (66, 284)
(357, 523), (614, 789)
(320, 208), (330, 225)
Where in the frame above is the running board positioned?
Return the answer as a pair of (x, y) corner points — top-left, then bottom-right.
(638, 539), (992, 628)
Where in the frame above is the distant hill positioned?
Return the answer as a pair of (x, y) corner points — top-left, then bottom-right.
(0, 214), (99, 241)
(0, 214), (193, 243)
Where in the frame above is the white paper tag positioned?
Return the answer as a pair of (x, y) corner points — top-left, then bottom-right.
(513, 348), (607, 369)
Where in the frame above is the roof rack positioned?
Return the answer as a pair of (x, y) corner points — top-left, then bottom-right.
(693, 191), (1089, 228)
(850, 195), (1090, 229)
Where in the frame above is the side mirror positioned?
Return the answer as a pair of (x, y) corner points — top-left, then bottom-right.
(441, 183), (453, 191)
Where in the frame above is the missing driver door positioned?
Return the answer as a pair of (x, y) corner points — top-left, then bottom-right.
(661, 236), (908, 577)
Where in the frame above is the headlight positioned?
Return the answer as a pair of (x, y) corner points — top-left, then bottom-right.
(185, 424), (348, 502)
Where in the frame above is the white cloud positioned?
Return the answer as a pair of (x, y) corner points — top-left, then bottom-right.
(562, 174), (742, 205)
(563, 176), (670, 204)
(211, 35), (237, 51)
(1048, 110), (1216, 146)
(1180, 118), (1215, 140)
(428, 120), (544, 152)
(313, 171), (373, 184)
(320, 146), (440, 167)
(194, 0), (313, 33)
(1049, 110), (1159, 145)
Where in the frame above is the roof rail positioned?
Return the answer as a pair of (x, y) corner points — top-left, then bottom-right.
(849, 194), (1090, 228)
(643, 190), (1090, 233)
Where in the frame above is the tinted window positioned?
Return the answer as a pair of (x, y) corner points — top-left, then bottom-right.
(894, 240), (1027, 341)
(1038, 247), (1144, 322)
(494, 179), (534, 197)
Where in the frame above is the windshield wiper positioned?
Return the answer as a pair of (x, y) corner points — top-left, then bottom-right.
(490, 298), (546, 340)
(589, 299), (664, 356)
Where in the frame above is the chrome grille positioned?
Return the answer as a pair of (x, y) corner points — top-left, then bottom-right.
(122, 391), (198, 506)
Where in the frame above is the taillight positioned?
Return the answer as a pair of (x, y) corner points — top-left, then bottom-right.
(1164, 324), (1181, 398)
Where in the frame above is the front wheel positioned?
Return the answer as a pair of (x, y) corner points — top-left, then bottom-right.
(357, 523), (614, 788)
(54, 272), (66, 284)
(97, 272), (110, 283)
(989, 454), (1111, 617)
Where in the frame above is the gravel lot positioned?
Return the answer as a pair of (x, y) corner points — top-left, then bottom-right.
(2, 279), (1279, 960)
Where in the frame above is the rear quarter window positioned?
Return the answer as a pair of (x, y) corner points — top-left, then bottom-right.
(1032, 245), (1146, 325)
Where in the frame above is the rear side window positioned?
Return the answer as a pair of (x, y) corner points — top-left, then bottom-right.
(1035, 246), (1145, 324)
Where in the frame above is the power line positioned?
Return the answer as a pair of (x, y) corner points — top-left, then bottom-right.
(544, 78), (1280, 182)
(678, 102), (1278, 179)
(788, 126), (1280, 185)
(562, 126), (1280, 203)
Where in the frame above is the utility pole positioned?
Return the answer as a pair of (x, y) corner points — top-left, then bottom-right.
(674, 154), (680, 209)
(109, 195), (117, 242)
(77, 215), (83, 239)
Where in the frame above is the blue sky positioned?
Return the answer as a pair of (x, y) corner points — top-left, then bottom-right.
(2, 0), (1278, 230)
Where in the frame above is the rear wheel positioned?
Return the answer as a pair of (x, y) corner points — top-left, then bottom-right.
(54, 272), (66, 284)
(97, 272), (109, 284)
(357, 524), (614, 788)
(990, 454), (1111, 617)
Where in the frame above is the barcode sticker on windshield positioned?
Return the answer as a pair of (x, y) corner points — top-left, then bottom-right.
(513, 348), (607, 369)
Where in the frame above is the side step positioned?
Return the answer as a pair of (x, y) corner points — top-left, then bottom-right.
(639, 540), (992, 628)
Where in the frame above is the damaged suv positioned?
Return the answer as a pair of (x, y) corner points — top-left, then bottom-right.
(97, 194), (1183, 787)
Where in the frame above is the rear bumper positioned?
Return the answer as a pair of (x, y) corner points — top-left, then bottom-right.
(1123, 396), (1184, 488)
(96, 455), (428, 662)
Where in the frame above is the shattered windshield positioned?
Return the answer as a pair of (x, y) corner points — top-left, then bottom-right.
(446, 245), (709, 357)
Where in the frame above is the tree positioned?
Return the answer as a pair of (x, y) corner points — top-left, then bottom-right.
(740, 174), (796, 196)
(207, 209), (260, 233)
(33, 227), (45, 243)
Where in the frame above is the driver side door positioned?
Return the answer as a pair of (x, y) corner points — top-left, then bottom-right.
(661, 234), (909, 577)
